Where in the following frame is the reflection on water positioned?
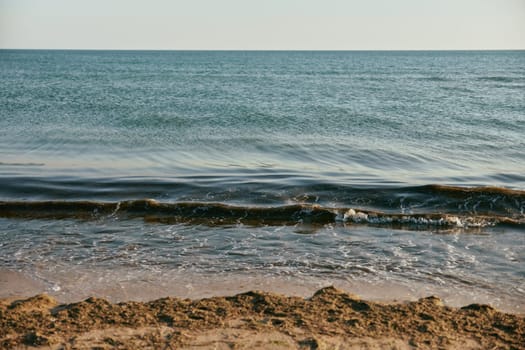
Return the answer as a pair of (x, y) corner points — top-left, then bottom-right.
(1, 50), (525, 196)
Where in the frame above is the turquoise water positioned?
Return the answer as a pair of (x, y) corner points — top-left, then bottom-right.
(0, 50), (524, 310)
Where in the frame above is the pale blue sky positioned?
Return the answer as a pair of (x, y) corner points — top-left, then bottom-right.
(1, 0), (524, 49)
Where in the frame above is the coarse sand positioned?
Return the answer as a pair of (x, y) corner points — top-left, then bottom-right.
(1, 286), (523, 349)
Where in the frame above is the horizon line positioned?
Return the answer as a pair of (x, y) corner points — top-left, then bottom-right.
(1, 48), (525, 52)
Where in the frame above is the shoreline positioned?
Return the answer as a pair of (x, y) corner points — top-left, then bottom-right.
(1, 267), (524, 315)
(1, 286), (524, 349)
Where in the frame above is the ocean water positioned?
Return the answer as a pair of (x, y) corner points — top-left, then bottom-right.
(1, 50), (524, 311)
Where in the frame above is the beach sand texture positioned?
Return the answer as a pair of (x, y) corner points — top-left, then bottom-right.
(1, 286), (523, 350)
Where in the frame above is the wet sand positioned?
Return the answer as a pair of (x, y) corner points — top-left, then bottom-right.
(2, 266), (524, 315)
(1, 286), (524, 349)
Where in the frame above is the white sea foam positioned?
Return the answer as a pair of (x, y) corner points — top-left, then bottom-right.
(341, 209), (497, 228)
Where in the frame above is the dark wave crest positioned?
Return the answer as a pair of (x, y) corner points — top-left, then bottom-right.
(1, 184), (524, 230)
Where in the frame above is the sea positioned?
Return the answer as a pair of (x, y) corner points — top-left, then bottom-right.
(1, 50), (524, 312)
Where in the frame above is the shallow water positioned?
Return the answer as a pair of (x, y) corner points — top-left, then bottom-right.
(0, 50), (524, 310)
(1, 218), (523, 313)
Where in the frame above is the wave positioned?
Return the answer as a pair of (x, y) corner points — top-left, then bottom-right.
(419, 76), (451, 82)
(420, 184), (525, 197)
(1, 185), (524, 230)
(477, 76), (520, 83)
(0, 162), (45, 167)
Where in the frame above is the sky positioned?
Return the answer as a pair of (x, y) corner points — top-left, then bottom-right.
(1, 0), (524, 50)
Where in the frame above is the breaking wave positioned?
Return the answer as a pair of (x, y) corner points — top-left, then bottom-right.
(1, 184), (524, 230)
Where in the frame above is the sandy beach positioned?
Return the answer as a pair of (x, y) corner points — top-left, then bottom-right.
(1, 286), (523, 349)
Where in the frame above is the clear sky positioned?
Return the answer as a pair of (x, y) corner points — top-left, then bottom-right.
(1, 0), (524, 50)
